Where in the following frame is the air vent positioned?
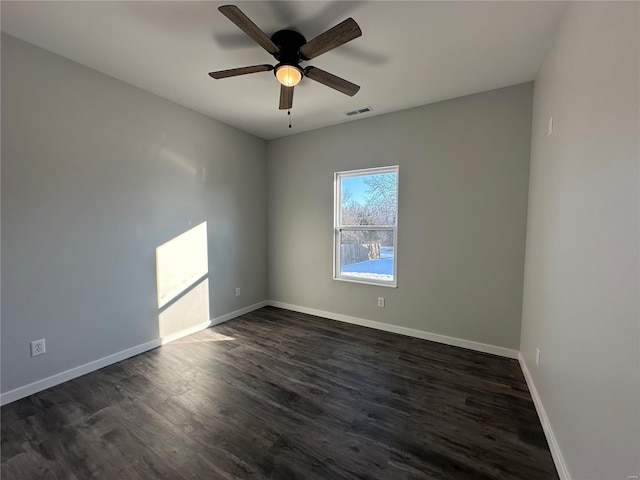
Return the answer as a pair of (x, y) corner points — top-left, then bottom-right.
(344, 106), (373, 117)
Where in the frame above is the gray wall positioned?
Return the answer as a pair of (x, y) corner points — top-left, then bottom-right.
(1, 35), (268, 394)
(520, 3), (639, 479)
(267, 83), (533, 350)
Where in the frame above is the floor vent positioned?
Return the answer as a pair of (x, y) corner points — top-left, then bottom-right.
(344, 106), (373, 117)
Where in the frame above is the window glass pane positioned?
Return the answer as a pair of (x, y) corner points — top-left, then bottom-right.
(341, 172), (397, 226)
(340, 230), (394, 282)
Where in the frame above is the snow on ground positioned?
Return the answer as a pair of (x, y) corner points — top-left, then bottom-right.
(341, 254), (393, 281)
(340, 247), (394, 280)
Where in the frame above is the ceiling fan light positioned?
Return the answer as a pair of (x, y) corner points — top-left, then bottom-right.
(275, 64), (302, 87)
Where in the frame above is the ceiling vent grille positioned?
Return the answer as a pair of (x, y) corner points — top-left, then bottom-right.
(344, 106), (373, 117)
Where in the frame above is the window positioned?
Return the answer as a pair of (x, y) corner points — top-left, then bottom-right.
(334, 166), (399, 287)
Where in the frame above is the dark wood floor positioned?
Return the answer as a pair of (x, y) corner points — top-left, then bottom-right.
(1, 307), (558, 479)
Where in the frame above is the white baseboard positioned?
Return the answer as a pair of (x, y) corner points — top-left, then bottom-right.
(0, 338), (162, 407)
(211, 300), (268, 326)
(268, 300), (519, 359)
(159, 320), (211, 346)
(0, 300), (268, 406)
(518, 353), (571, 480)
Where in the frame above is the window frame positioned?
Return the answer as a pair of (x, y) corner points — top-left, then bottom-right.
(333, 165), (399, 288)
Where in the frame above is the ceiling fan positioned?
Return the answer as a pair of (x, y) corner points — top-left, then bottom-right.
(209, 5), (362, 110)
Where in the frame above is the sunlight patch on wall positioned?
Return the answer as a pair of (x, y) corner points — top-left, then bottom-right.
(156, 222), (208, 308)
(156, 222), (210, 342)
(159, 278), (209, 339)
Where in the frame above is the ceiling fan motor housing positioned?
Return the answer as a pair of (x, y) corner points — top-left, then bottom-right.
(271, 30), (307, 67)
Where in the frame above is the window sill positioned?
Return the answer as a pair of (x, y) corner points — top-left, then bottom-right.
(333, 276), (397, 288)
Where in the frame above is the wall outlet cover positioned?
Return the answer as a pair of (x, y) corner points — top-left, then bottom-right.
(31, 339), (46, 357)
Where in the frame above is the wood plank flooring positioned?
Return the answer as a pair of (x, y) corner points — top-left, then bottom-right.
(1, 307), (559, 479)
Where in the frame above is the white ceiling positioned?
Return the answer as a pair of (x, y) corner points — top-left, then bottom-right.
(1, 1), (565, 140)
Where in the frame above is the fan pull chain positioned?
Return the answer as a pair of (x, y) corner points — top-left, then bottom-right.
(288, 110), (292, 128)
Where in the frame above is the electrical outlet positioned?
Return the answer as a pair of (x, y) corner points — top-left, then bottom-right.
(235, 287), (240, 297)
(548, 117), (553, 136)
(31, 339), (46, 357)
(536, 348), (541, 366)
(378, 297), (385, 308)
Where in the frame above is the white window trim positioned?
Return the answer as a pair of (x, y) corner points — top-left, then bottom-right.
(333, 165), (399, 288)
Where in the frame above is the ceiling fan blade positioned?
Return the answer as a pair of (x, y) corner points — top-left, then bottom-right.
(304, 66), (360, 96)
(209, 64), (273, 79)
(299, 18), (362, 60)
(219, 5), (280, 55)
(279, 85), (294, 110)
